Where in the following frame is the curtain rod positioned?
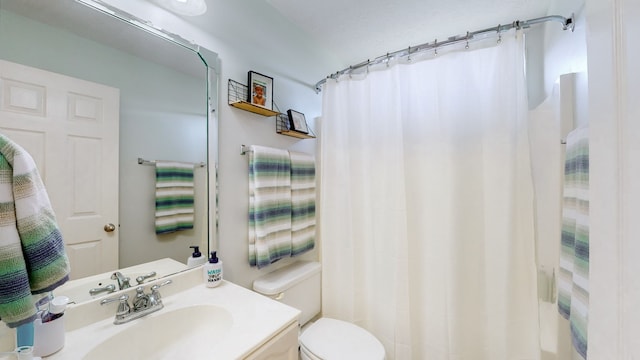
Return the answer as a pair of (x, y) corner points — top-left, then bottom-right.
(314, 14), (575, 93)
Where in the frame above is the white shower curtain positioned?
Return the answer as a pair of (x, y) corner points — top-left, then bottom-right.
(320, 33), (540, 359)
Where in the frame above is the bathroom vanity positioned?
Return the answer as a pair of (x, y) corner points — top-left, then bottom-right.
(44, 266), (300, 359)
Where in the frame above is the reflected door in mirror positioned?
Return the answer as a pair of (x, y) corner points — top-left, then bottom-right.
(0, 60), (119, 279)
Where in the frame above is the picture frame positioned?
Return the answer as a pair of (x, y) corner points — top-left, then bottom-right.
(247, 71), (273, 110)
(287, 109), (309, 134)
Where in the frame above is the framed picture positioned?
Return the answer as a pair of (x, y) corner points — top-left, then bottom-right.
(287, 109), (309, 134)
(248, 71), (273, 110)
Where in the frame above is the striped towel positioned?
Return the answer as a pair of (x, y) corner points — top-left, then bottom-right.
(155, 161), (195, 234)
(0, 134), (70, 328)
(289, 151), (315, 256)
(558, 126), (589, 359)
(249, 146), (292, 268)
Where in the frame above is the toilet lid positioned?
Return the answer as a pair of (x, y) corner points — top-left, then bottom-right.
(299, 318), (385, 360)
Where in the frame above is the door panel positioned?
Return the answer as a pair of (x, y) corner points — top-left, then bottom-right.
(0, 59), (119, 279)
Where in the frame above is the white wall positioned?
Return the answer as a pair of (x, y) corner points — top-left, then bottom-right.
(536, 0), (640, 358)
(527, 2), (588, 358)
(587, 0), (640, 358)
(527, 3), (588, 109)
(102, 0), (342, 288)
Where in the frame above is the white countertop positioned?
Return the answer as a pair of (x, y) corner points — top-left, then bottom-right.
(46, 267), (300, 359)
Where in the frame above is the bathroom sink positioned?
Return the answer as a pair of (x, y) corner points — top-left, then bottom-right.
(84, 305), (233, 359)
(44, 265), (301, 359)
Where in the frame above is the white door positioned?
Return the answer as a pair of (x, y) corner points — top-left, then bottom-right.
(0, 59), (119, 279)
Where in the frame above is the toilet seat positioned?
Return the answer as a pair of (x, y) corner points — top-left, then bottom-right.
(299, 318), (385, 360)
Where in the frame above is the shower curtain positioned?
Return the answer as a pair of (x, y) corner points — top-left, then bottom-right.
(320, 33), (540, 359)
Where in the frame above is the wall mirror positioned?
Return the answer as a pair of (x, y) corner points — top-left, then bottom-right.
(0, 0), (218, 289)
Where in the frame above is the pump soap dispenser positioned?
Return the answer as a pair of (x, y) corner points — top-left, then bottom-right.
(204, 251), (223, 288)
(187, 246), (206, 268)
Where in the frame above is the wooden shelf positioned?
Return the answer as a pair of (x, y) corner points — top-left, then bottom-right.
(228, 78), (315, 139)
(277, 130), (315, 139)
(276, 113), (315, 139)
(229, 100), (279, 117)
(228, 79), (280, 117)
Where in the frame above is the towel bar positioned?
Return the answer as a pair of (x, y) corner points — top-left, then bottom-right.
(137, 157), (206, 167)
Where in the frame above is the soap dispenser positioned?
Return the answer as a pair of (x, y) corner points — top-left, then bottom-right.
(187, 246), (206, 268)
(203, 251), (223, 288)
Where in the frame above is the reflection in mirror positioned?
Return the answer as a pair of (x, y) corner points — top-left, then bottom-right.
(0, 0), (218, 293)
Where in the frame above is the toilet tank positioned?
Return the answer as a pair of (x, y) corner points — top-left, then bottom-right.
(253, 261), (321, 326)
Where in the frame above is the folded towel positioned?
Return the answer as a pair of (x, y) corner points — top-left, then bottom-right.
(558, 126), (589, 359)
(289, 151), (316, 256)
(155, 161), (195, 234)
(249, 146), (292, 268)
(0, 134), (70, 328)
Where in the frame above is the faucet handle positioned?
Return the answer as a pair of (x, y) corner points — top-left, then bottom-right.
(100, 294), (131, 319)
(136, 271), (157, 284)
(100, 294), (129, 306)
(89, 284), (116, 296)
(149, 280), (172, 306)
(150, 279), (172, 292)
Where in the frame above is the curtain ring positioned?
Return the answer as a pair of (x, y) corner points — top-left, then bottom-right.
(496, 24), (502, 44)
(434, 39), (438, 56)
(407, 46), (412, 62)
(465, 31), (470, 50)
(386, 53), (390, 67)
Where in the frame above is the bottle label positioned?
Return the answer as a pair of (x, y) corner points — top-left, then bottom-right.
(207, 268), (221, 283)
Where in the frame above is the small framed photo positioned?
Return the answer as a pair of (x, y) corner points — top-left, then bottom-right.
(287, 109), (309, 134)
(248, 71), (273, 110)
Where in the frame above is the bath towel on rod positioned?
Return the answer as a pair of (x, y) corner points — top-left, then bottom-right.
(289, 151), (316, 256)
(154, 161), (195, 234)
(558, 125), (589, 359)
(0, 134), (70, 328)
(248, 145), (292, 268)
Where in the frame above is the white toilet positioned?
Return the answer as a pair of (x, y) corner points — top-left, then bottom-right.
(253, 261), (385, 360)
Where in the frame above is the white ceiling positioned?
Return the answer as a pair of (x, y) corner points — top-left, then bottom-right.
(263, 0), (554, 66)
(3, 0), (582, 79)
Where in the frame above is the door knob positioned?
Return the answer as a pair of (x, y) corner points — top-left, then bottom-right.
(104, 223), (116, 232)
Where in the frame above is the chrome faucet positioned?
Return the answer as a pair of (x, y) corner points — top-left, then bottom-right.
(89, 284), (116, 296)
(100, 279), (172, 325)
(132, 286), (151, 312)
(111, 272), (131, 290)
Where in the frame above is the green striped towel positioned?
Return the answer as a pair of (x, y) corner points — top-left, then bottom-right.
(558, 126), (589, 359)
(289, 151), (315, 256)
(155, 161), (195, 234)
(0, 134), (70, 328)
(249, 146), (292, 268)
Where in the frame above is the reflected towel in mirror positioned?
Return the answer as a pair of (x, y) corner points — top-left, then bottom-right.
(154, 161), (195, 234)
